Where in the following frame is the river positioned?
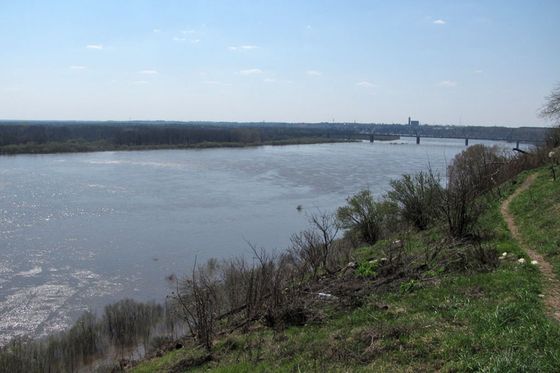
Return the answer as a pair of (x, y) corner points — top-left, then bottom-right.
(0, 137), (520, 343)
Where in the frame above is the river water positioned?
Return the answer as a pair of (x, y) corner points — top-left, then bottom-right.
(0, 137), (519, 343)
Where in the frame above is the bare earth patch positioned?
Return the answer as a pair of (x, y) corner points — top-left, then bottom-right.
(501, 174), (560, 321)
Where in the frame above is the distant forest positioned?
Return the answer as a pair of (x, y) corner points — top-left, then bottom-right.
(0, 123), (353, 154)
(0, 121), (550, 154)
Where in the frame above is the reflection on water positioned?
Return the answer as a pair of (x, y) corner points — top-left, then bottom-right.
(0, 138), (521, 343)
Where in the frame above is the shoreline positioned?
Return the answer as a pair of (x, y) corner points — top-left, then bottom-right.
(0, 136), (400, 156)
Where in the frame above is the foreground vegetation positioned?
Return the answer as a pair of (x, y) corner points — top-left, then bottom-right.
(509, 168), (560, 277)
(130, 170), (560, 372)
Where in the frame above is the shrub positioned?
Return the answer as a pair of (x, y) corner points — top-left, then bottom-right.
(356, 260), (379, 278)
(290, 212), (343, 276)
(439, 176), (485, 239)
(448, 144), (508, 196)
(174, 262), (220, 352)
(388, 170), (443, 230)
(336, 190), (399, 245)
(440, 145), (507, 238)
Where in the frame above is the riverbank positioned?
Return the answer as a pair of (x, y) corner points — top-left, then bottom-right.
(0, 137), (357, 155)
(0, 123), (399, 155)
(131, 169), (560, 372)
(2, 145), (557, 372)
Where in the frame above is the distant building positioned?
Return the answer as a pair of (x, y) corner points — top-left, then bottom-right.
(408, 117), (420, 126)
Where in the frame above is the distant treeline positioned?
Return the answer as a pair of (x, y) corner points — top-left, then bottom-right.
(0, 124), (364, 154)
(0, 120), (549, 155)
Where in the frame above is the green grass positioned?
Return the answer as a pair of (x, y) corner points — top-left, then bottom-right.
(509, 168), (560, 278)
(130, 346), (208, 373)
(132, 172), (560, 372)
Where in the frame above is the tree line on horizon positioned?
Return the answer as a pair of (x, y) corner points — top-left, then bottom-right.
(0, 120), (549, 152)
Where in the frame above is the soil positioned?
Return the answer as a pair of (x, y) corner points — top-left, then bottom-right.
(501, 174), (560, 321)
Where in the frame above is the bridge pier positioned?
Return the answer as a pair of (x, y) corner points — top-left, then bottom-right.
(416, 136), (420, 144)
(465, 138), (469, 146)
(370, 134), (374, 143)
(516, 140), (520, 148)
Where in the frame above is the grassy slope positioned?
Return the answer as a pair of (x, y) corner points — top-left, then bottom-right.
(133, 172), (560, 372)
(509, 168), (560, 278)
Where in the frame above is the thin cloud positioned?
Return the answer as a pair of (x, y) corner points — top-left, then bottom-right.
(139, 70), (158, 75)
(433, 19), (446, 25)
(263, 78), (277, 83)
(153, 29), (161, 33)
(133, 80), (149, 85)
(306, 70), (322, 76)
(356, 81), (376, 88)
(173, 37), (187, 42)
(203, 80), (231, 86)
(190, 39), (201, 44)
(474, 69), (483, 74)
(86, 44), (103, 50)
(69, 65), (86, 70)
(239, 68), (263, 75)
(437, 80), (457, 87)
(228, 45), (258, 51)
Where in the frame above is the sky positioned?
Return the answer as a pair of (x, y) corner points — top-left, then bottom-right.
(0, 0), (559, 126)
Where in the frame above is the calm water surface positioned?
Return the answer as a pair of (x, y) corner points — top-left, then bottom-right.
(0, 138), (517, 343)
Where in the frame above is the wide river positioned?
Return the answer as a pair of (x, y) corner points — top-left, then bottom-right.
(0, 137), (519, 343)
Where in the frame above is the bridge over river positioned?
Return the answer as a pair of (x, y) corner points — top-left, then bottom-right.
(351, 132), (545, 148)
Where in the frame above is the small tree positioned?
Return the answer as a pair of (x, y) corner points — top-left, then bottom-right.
(290, 229), (324, 278)
(289, 212), (339, 277)
(388, 170), (443, 230)
(174, 261), (220, 353)
(439, 177), (484, 239)
(438, 146), (501, 238)
(309, 212), (339, 272)
(540, 83), (560, 148)
(336, 190), (398, 245)
(447, 144), (507, 196)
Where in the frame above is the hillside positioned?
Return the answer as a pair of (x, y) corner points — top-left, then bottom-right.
(131, 169), (560, 372)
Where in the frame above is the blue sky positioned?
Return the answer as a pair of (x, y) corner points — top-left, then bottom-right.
(0, 0), (558, 126)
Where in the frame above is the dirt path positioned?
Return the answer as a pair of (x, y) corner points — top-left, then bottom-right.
(501, 173), (560, 321)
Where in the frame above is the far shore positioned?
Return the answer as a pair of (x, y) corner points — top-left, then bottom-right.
(0, 136), (400, 156)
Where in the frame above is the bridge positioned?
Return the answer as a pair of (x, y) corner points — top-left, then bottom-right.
(355, 132), (545, 148)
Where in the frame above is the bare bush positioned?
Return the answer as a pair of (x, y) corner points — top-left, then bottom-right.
(221, 257), (250, 316)
(0, 300), (166, 373)
(440, 241), (499, 272)
(309, 212), (339, 271)
(103, 299), (164, 357)
(289, 212), (342, 277)
(174, 262), (220, 352)
(290, 229), (324, 278)
(541, 83), (560, 133)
